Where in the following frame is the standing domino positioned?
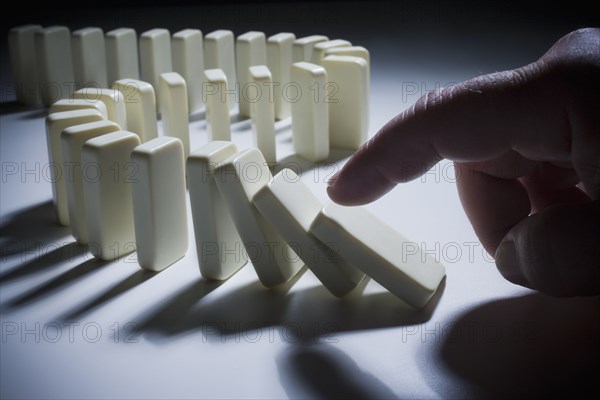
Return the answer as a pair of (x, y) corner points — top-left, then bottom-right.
(204, 30), (236, 110)
(266, 32), (295, 120)
(310, 203), (446, 308)
(236, 31), (266, 118)
(159, 72), (190, 157)
(82, 131), (140, 260)
(139, 28), (172, 108)
(290, 62), (329, 162)
(72, 27), (108, 89)
(311, 39), (352, 64)
(254, 169), (365, 297)
(293, 35), (328, 62)
(45, 109), (104, 226)
(35, 26), (74, 106)
(249, 66), (276, 165)
(112, 79), (158, 142)
(9, 25), (42, 105)
(172, 29), (204, 113)
(322, 55), (369, 150)
(203, 69), (231, 141)
(131, 137), (189, 271)
(187, 141), (247, 280)
(49, 99), (108, 120)
(74, 88), (128, 129)
(105, 28), (140, 84)
(214, 148), (304, 287)
(61, 120), (122, 244)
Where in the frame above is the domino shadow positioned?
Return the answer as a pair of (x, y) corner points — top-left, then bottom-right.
(274, 148), (355, 176)
(0, 101), (41, 115)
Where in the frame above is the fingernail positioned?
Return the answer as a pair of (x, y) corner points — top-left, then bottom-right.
(327, 171), (340, 186)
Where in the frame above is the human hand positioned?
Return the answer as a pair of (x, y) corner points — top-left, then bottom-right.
(327, 28), (600, 296)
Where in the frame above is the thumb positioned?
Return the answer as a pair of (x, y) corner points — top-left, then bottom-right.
(495, 199), (600, 296)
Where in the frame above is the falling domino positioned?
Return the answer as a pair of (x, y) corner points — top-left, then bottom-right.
(139, 29), (172, 109)
(159, 72), (190, 157)
(112, 79), (158, 143)
(311, 39), (352, 64)
(204, 30), (236, 110)
(105, 28), (140, 85)
(266, 32), (295, 120)
(35, 26), (75, 106)
(253, 169), (365, 297)
(131, 137), (189, 271)
(249, 66), (276, 165)
(322, 55), (369, 150)
(61, 120), (122, 244)
(45, 109), (104, 226)
(49, 99), (108, 120)
(172, 29), (204, 114)
(214, 148), (304, 287)
(187, 141), (247, 280)
(9, 24), (41, 105)
(292, 35), (328, 62)
(203, 69), (231, 141)
(236, 31), (266, 118)
(290, 62), (329, 162)
(73, 88), (128, 130)
(72, 27), (108, 89)
(310, 203), (446, 308)
(82, 131), (141, 260)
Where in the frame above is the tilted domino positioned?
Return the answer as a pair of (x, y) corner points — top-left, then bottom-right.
(45, 109), (104, 226)
(105, 28), (140, 84)
(139, 28), (172, 110)
(322, 55), (369, 150)
(112, 79), (158, 143)
(49, 99), (108, 120)
(310, 203), (446, 308)
(159, 72), (190, 156)
(172, 29), (204, 113)
(72, 27), (108, 89)
(203, 69), (231, 141)
(236, 31), (266, 118)
(253, 169), (365, 297)
(324, 46), (370, 63)
(204, 30), (236, 110)
(266, 32), (295, 120)
(73, 88), (127, 129)
(187, 141), (247, 280)
(290, 62), (329, 162)
(293, 35), (328, 62)
(9, 24), (41, 105)
(214, 148), (304, 287)
(249, 66), (276, 165)
(82, 131), (140, 260)
(35, 26), (74, 106)
(131, 137), (188, 271)
(311, 39), (351, 64)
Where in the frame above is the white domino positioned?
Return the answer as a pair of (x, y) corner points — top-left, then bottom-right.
(322, 55), (369, 150)
(159, 72), (190, 157)
(45, 109), (104, 226)
(61, 120), (122, 244)
(49, 99), (108, 120)
(310, 203), (446, 308)
(214, 148), (304, 287)
(254, 169), (365, 297)
(236, 31), (266, 118)
(187, 141), (247, 280)
(72, 27), (108, 88)
(266, 32), (295, 120)
(249, 66), (276, 165)
(172, 29), (204, 113)
(204, 30), (236, 110)
(112, 79), (158, 143)
(82, 131), (140, 260)
(131, 137), (188, 271)
(290, 62), (329, 162)
(35, 26), (74, 106)
(105, 28), (140, 84)
(9, 24), (41, 105)
(311, 39), (352, 64)
(140, 28), (172, 109)
(293, 35), (328, 62)
(203, 69), (231, 141)
(74, 88), (128, 129)
(324, 45), (370, 63)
